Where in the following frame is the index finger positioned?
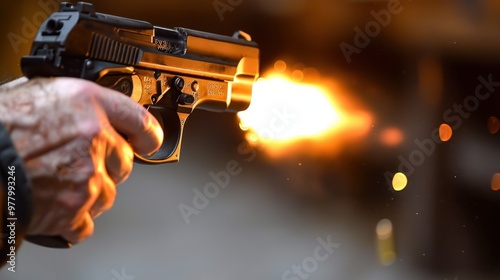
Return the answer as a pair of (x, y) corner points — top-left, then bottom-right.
(53, 77), (163, 155)
(49, 77), (163, 155)
(95, 86), (164, 156)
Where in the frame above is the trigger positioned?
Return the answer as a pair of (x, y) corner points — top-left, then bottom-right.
(133, 106), (181, 163)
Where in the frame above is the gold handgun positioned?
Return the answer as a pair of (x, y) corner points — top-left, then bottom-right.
(21, 1), (259, 164)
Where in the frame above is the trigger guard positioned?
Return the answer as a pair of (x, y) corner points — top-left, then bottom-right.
(135, 106), (181, 163)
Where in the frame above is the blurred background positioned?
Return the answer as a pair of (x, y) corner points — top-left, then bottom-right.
(2, 0), (500, 279)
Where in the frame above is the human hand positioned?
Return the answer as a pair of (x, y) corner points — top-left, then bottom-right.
(0, 77), (163, 244)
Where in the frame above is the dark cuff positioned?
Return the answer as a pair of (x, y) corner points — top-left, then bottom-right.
(0, 122), (33, 264)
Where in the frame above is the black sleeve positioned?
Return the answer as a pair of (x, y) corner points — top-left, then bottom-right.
(0, 122), (33, 266)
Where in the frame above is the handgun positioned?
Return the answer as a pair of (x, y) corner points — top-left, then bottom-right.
(21, 1), (259, 164)
(20, 2), (259, 248)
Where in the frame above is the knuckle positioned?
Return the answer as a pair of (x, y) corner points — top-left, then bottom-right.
(58, 179), (97, 213)
(71, 121), (102, 150)
(55, 78), (99, 103)
(119, 148), (134, 179)
(64, 218), (94, 244)
(101, 193), (116, 213)
(87, 182), (101, 202)
(100, 177), (118, 212)
(59, 192), (88, 213)
(73, 79), (100, 98)
(67, 160), (95, 185)
(74, 134), (93, 152)
(108, 182), (118, 199)
(79, 221), (94, 241)
(117, 168), (132, 184)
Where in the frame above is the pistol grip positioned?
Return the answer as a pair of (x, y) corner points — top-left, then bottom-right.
(25, 235), (72, 248)
(134, 106), (187, 164)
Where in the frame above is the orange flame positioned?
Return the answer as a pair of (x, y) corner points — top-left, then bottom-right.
(237, 63), (373, 157)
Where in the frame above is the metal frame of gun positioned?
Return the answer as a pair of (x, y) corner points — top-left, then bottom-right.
(21, 1), (259, 164)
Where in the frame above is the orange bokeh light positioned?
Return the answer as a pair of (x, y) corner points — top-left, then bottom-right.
(491, 173), (500, 191)
(488, 116), (500, 135)
(274, 60), (287, 73)
(380, 127), (404, 147)
(439, 123), (453, 142)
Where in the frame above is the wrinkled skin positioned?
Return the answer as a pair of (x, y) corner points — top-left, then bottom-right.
(0, 77), (163, 244)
